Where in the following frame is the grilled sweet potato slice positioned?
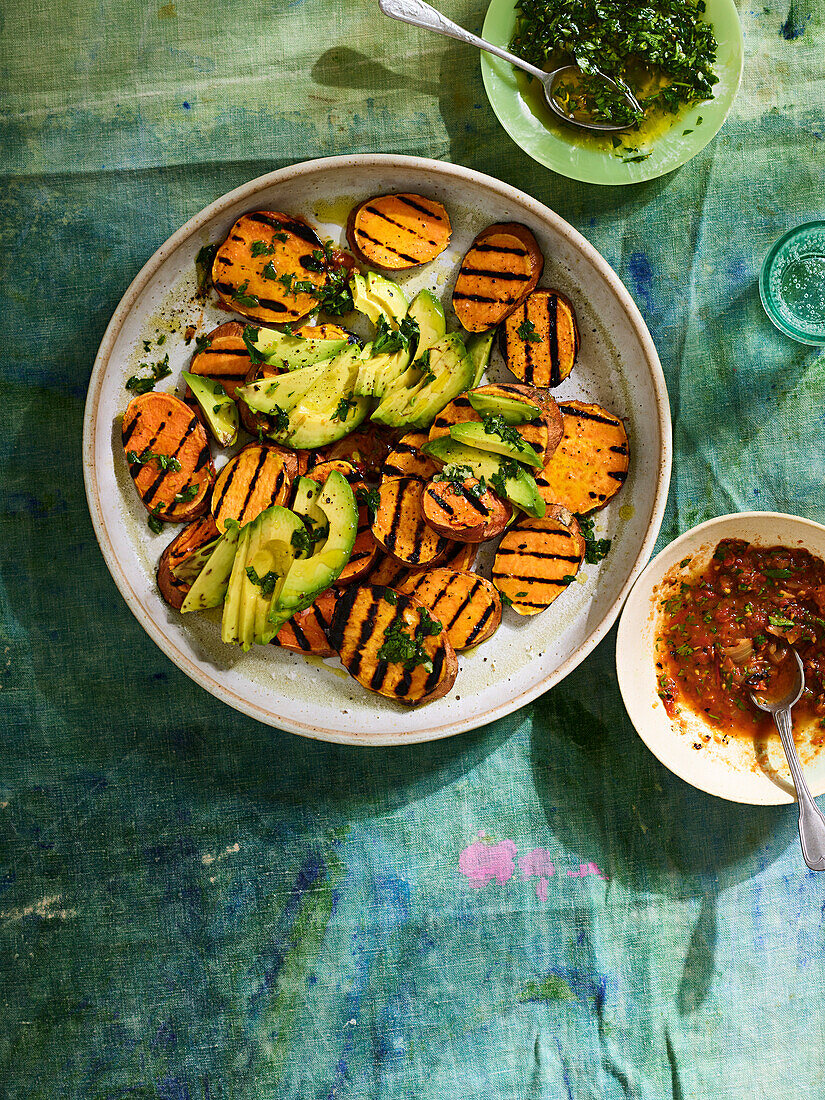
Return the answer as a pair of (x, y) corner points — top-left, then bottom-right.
(364, 552), (415, 590)
(212, 211), (326, 325)
(501, 289), (579, 387)
(398, 568), (502, 651)
(122, 392), (214, 521)
(452, 223), (543, 332)
(440, 540), (477, 572)
(383, 430), (439, 481)
(210, 442), (293, 532)
(422, 475), (512, 543)
(328, 584), (458, 704)
(306, 460), (379, 583)
(189, 321), (254, 399)
(428, 384), (558, 463)
(372, 477), (449, 566)
(493, 506), (584, 615)
(346, 193), (451, 270)
(274, 589), (338, 657)
(537, 401), (629, 513)
(156, 515), (220, 610)
(318, 427), (393, 478)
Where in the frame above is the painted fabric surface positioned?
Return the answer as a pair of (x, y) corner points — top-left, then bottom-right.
(2, 1), (825, 1096)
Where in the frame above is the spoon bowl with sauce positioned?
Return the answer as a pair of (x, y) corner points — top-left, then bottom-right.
(379, 0), (643, 133)
(749, 647), (825, 871)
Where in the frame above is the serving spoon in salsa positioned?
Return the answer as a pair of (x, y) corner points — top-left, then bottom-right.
(750, 647), (825, 870)
(379, 0), (643, 133)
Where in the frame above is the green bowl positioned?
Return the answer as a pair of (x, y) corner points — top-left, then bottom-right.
(480, 0), (744, 186)
(759, 222), (825, 346)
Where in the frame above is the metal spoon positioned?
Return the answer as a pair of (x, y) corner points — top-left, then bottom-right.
(750, 646), (825, 870)
(378, 0), (643, 133)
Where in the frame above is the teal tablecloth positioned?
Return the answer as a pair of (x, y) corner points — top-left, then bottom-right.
(3, 1), (825, 1096)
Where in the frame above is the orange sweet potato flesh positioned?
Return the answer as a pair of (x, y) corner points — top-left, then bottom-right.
(212, 210), (326, 325)
(452, 223), (543, 332)
(274, 590), (338, 657)
(189, 321), (254, 399)
(210, 442), (293, 532)
(346, 193), (451, 270)
(397, 568), (502, 651)
(536, 401), (629, 513)
(501, 289), (580, 388)
(122, 392), (214, 522)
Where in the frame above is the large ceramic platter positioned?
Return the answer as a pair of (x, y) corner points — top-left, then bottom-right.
(83, 154), (671, 744)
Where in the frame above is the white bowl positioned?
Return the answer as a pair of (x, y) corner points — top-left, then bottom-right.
(616, 512), (825, 804)
(83, 153), (671, 744)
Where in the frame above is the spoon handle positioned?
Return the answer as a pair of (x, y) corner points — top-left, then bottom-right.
(378, 0), (548, 82)
(774, 706), (825, 871)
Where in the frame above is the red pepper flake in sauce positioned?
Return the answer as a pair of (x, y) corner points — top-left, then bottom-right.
(655, 539), (825, 742)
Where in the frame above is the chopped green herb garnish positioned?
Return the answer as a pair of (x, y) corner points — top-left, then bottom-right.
(126, 448), (181, 472)
(246, 565), (279, 596)
(302, 249), (328, 273)
(765, 568), (793, 580)
(768, 613), (796, 629)
(332, 395), (357, 422)
(270, 404), (290, 432)
(125, 354), (172, 395)
(576, 513), (612, 564)
(482, 413), (527, 449)
(173, 483), (200, 505)
(516, 318), (543, 343)
(148, 504), (165, 534)
(356, 485), (380, 522)
(242, 325), (265, 364)
(233, 281), (259, 308)
(195, 244), (217, 296)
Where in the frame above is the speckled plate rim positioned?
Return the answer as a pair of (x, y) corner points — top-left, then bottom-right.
(616, 511), (825, 804)
(481, 0), (744, 186)
(83, 153), (671, 745)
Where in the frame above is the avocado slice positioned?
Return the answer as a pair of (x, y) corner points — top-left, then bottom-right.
(350, 271), (409, 328)
(246, 507), (308, 646)
(422, 437), (545, 518)
(182, 372), (239, 447)
(466, 330), (496, 388)
(406, 289), (446, 356)
(352, 340), (412, 399)
(172, 535), (221, 584)
(269, 471), (358, 630)
(254, 328), (350, 370)
(371, 333), (475, 430)
(180, 523), (240, 612)
(449, 420), (545, 469)
(468, 389), (542, 424)
(236, 355), (337, 416)
(221, 523), (252, 644)
(366, 271), (408, 325)
(284, 349), (370, 449)
(290, 476), (329, 546)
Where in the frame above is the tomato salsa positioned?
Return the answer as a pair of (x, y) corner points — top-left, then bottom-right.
(655, 539), (825, 741)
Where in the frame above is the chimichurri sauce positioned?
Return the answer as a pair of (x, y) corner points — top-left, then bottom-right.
(655, 539), (825, 741)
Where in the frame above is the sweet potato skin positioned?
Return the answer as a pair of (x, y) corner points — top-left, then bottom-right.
(422, 477), (512, 544)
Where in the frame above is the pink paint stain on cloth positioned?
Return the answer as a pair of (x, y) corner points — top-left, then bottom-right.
(518, 848), (556, 901)
(458, 835), (517, 888)
(566, 862), (607, 879)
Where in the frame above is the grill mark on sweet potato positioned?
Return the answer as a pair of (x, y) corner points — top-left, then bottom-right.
(458, 266), (532, 281)
(197, 347), (251, 360)
(248, 212), (319, 245)
(396, 194), (444, 219)
(237, 446), (269, 524)
(121, 415), (141, 447)
(349, 595), (380, 679)
(473, 243), (528, 255)
(445, 578), (483, 630)
(547, 292), (560, 387)
(355, 228), (418, 264)
(142, 418), (198, 506)
(452, 291), (514, 305)
(364, 204), (438, 247)
(492, 512), (584, 615)
(558, 403), (619, 427)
